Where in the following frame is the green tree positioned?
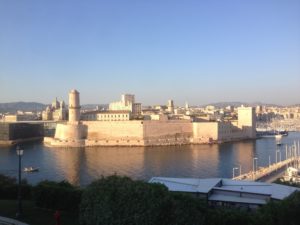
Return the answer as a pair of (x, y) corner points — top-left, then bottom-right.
(0, 173), (31, 199)
(167, 193), (207, 225)
(255, 191), (300, 225)
(80, 175), (209, 225)
(33, 180), (81, 211)
(80, 175), (173, 225)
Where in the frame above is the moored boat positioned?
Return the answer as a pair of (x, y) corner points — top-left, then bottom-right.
(24, 167), (39, 172)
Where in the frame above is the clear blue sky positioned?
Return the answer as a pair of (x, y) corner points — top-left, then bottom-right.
(0, 0), (299, 106)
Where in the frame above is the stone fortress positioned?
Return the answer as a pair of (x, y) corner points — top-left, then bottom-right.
(44, 89), (256, 147)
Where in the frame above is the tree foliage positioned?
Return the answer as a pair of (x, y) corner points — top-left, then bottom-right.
(0, 173), (31, 199)
(80, 175), (208, 225)
(255, 191), (300, 225)
(33, 180), (82, 211)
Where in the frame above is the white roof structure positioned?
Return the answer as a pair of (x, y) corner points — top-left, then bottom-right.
(149, 177), (300, 205)
(149, 177), (222, 193)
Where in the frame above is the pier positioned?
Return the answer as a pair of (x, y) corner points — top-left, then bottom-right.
(233, 142), (300, 182)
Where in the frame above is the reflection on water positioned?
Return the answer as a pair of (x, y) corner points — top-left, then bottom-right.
(0, 133), (299, 186)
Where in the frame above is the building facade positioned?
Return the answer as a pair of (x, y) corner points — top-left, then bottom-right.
(42, 98), (67, 121)
(109, 94), (141, 116)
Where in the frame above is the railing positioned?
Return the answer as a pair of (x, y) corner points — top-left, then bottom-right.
(233, 157), (300, 181)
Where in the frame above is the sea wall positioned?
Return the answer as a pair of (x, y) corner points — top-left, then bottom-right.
(55, 123), (87, 141)
(47, 120), (193, 147)
(192, 122), (219, 143)
(192, 122), (255, 144)
(0, 122), (43, 146)
(45, 119), (255, 147)
(143, 120), (192, 146)
(83, 120), (193, 146)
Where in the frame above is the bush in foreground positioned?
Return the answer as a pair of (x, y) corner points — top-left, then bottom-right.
(80, 175), (209, 225)
(0, 174), (31, 200)
(80, 175), (172, 225)
(33, 180), (82, 211)
(255, 191), (300, 225)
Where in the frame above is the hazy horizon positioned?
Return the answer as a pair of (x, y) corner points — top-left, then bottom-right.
(1, 0), (299, 106)
(0, 98), (298, 107)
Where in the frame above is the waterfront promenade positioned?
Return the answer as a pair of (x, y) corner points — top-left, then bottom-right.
(233, 156), (300, 182)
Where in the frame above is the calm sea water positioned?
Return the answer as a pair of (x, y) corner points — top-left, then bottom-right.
(1, 132), (300, 186)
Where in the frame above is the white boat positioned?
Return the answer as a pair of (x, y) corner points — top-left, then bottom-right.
(282, 167), (300, 183)
(24, 167), (39, 172)
(275, 134), (282, 139)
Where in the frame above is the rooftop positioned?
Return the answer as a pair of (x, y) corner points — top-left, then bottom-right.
(149, 177), (300, 203)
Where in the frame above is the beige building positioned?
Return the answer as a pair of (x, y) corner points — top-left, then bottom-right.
(192, 106), (256, 143)
(167, 100), (174, 113)
(237, 106), (256, 138)
(42, 98), (67, 121)
(97, 111), (131, 121)
(109, 94), (141, 116)
(80, 110), (99, 121)
(2, 114), (38, 122)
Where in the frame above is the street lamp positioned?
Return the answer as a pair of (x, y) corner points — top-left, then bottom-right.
(276, 150), (279, 164)
(16, 146), (23, 219)
(253, 157), (258, 180)
(276, 150), (281, 163)
(232, 167), (239, 179)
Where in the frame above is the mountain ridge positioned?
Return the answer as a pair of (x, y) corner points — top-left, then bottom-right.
(0, 101), (298, 113)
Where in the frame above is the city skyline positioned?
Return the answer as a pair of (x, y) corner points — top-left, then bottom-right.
(0, 0), (299, 105)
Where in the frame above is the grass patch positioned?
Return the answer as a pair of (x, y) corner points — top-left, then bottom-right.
(0, 200), (79, 225)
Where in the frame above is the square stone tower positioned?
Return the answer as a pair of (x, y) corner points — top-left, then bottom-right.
(238, 106), (256, 138)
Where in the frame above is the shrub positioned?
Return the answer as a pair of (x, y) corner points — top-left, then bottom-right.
(0, 174), (32, 200)
(254, 191), (300, 225)
(80, 175), (172, 225)
(33, 180), (82, 211)
(167, 192), (207, 225)
(80, 175), (209, 225)
(205, 208), (253, 225)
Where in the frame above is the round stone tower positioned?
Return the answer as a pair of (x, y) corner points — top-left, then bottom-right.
(68, 89), (80, 122)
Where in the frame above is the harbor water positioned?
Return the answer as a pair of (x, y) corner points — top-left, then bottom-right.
(0, 132), (299, 186)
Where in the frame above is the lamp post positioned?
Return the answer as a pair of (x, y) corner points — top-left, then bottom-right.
(269, 155), (271, 167)
(276, 150), (279, 164)
(253, 157), (258, 180)
(232, 167), (239, 179)
(279, 151), (281, 162)
(16, 146), (23, 219)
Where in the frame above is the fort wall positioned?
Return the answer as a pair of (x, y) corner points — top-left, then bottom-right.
(143, 120), (192, 146)
(192, 122), (219, 143)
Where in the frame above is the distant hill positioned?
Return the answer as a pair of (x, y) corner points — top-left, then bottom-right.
(0, 102), (109, 114)
(288, 104), (300, 107)
(81, 104), (109, 110)
(201, 102), (282, 108)
(0, 102), (46, 113)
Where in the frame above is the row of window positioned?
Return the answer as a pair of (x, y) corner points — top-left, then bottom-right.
(98, 114), (129, 118)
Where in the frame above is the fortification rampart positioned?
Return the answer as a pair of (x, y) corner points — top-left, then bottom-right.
(45, 120), (256, 147)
